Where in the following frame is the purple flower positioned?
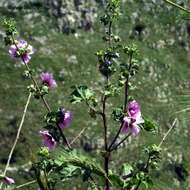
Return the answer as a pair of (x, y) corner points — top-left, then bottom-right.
(40, 130), (56, 151)
(127, 100), (141, 120)
(4, 176), (15, 185)
(41, 72), (57, 88)
(59, 109), (72, 129)
(122, 100), (144, 136)
(9, 39), (34, 64)
(122, 175), (128, 180)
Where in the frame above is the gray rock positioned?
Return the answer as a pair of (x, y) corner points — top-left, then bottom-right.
(0, 0), (39, 8)
(46, 0), (99, 33)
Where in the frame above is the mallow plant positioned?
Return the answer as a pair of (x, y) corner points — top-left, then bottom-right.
(1, 0), (186, 189)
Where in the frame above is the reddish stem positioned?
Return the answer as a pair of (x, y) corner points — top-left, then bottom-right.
(108, 53), (133, 151)
(102, 95), (109, 190)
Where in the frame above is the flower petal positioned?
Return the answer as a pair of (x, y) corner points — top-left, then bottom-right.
(40, 130), (56, 151)
(127, 100), (141, 119)
(4, 176), (15, 185)
(41, 72), (57, 89)
(135, 115), (144, 125)
(130, 124), (140, 136)
(59, 109), (72, 129)
(122, 116), (130, 134)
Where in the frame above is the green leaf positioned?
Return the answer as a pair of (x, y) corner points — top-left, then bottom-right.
(141, 118), (158, 133)
(53, 149), (105, 178)
(71, 86), (94, 104)
(104, 84), (120, 97)
(3, 186), (15, 190)
(122, 164), (133, 177)
(2, 18), (17, 36)
(141, 176), (153, 189)
(144, 144), (161, 155)
(151, 144), (162, 153)
(108, 173), (124, 187)
(52, 149), (123, 188)
(112, 106), (124, 122)
(44, 111), (58, 124)
(123, 44), (138, 55)
(59, 164), (81, 182)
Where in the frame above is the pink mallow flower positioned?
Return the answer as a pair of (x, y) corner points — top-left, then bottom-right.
(41, 72), (57, 88)
(9, 39), (34, 64)
(4, 176), (15, 185)
(59, 109), (72, 129)
(122, 100), (144, 136)
(127, 100), (141, 119)
(40, 130), (56, 151)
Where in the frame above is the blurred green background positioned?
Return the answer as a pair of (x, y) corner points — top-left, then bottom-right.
(1, 0), (190, 189)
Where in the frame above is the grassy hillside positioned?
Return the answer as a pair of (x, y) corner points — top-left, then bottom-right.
(1, 1), (190, 189)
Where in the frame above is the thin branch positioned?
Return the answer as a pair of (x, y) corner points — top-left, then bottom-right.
(33, 166), (46, 190)
(134, 118), (177, 190)
(108, 121), (123, 151)
(70, 126), (88, 146)
(158, 118), (178, 148)
(0, 93), (32, 189)
(43, 168), (50, 190)
(164, 0), (190, 14)
(109, 133), (131, 152)
(86, 102), (102, 116)
(108, 21), (112, 46)
(57, 126), (71, 149)
(103, 96), (108, 151)
(16, 180), (36, 189)
(102, 94), (109, 190)
(124, 53), (133, 111)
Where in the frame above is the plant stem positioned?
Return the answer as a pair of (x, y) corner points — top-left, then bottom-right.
(108, 53), (133, 151)
(0, 93), (32, 190)
(86, 102), (102, 115)
(124, 53), (133, 111)
(43, 167), (50, 190)
(102, 94), (109, 190)
(102, 19), (113, 190)
(16, 180), (36, 189)
(33, 166), (46, 190)
(108, 21), (112, 46)
(70, 126), (88, 146)
(158, 118), (177, 148)
(134, 118), (177, 190)
(57, 125), (71, 149)
(102, 80), (109, 189)
(11, 36), (70, 149)
(164, 0), (190, 14)
(109, 133), (131, 152)
(108, 121), (123, 151)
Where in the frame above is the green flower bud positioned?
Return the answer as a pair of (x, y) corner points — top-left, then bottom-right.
(38, 146), (50, 157)
(41, 85), (49, 96)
